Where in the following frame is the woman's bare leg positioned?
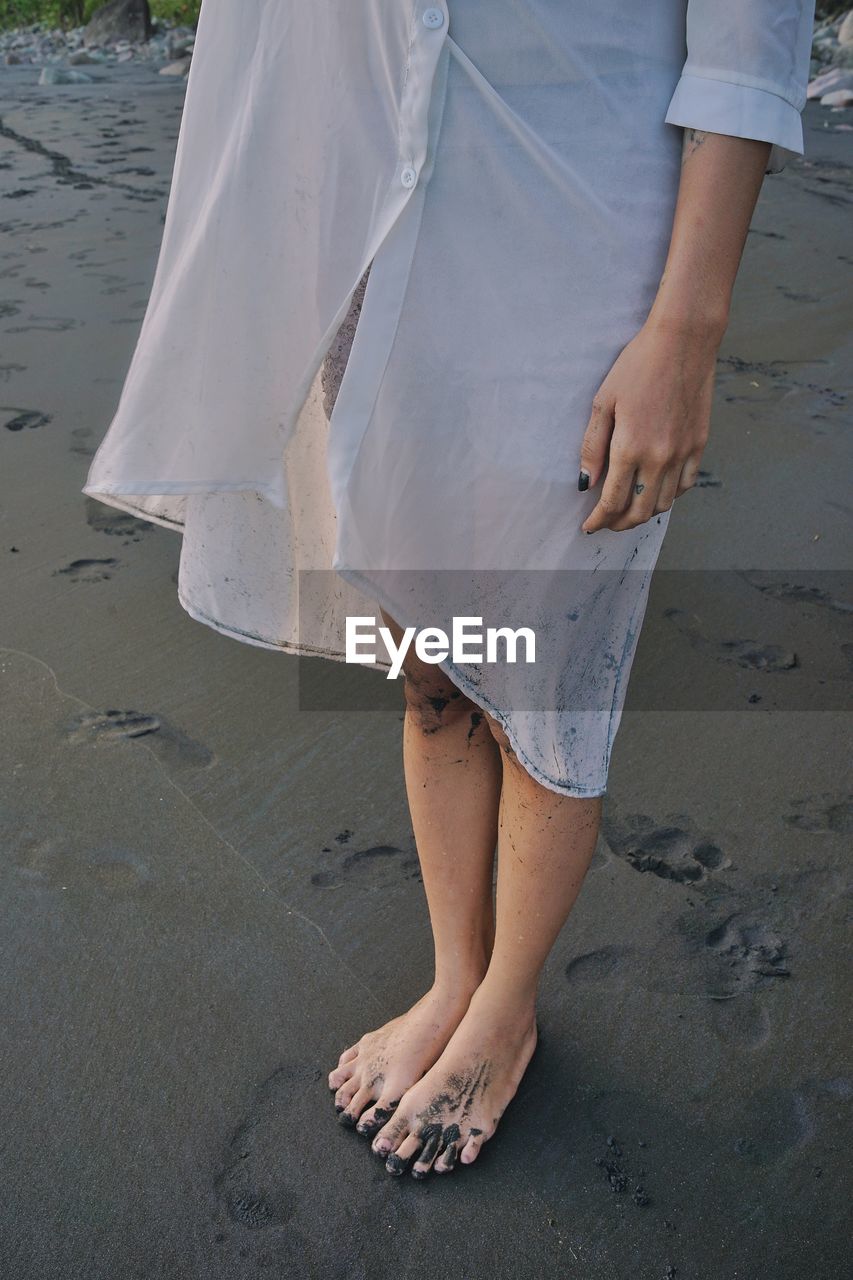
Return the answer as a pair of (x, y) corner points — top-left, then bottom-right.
(329, 609), (503, 1132)
(371, 714), (602, 1176)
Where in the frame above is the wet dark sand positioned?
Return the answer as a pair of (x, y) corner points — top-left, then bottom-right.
(1, 63), (851, 1279)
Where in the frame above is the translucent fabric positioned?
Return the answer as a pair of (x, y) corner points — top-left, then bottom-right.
(82, 0), (815, 796)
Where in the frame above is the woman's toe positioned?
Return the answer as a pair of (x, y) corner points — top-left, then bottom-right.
(328, 1060), (356, 1090)
(411, 1123), (443, 1178)
(460, 1129), (485, 1164)
(337, 1085), (374, 1127)
(386, 1131), (421, 1176)
(372, 1112), (409, 1159)
(333, 1077), (360, 1113)
(433, 1124), (461, 1173)
(356, 1098), (399, 1137)
(434, 1141), (458, 1173)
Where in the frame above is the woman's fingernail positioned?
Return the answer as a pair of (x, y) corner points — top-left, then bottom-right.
(578, 471), (590, 491)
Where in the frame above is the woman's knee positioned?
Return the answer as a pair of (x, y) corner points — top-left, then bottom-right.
(400, 655), (473, 734)
(380, 607), (474, 733)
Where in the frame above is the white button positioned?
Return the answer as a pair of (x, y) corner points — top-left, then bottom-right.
(422, 8), (444, 29)
(401, 166), (418, 188)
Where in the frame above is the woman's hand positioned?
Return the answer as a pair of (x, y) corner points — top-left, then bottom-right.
(578, 314), (722, 533)
(576, 126), (773, 535)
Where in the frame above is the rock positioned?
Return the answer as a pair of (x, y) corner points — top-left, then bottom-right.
(808, 67), (853, 97)
(838, 12), (853, 46)
(832, 43), (853, 68)
(83, 0), (152, 48)
(159, 57), (191, 77)
(821, 87), (853, 105)
(38, 65), (95, 84)
(4, 52), (21, 64)
(68, 48), (96, 65)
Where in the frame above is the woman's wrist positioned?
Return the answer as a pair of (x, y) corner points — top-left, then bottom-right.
(644, 301), (728, 348)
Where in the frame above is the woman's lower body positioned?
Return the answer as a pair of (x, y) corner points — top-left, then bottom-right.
(328, 607), (601, 1176)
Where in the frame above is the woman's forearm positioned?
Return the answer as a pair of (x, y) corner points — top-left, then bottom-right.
(578, 127), (776, 533)
(646, 128), (773, 341)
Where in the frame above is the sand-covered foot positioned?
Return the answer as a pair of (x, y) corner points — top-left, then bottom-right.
(328, 986), (476, 1134)
(370, 983), (538, 1177)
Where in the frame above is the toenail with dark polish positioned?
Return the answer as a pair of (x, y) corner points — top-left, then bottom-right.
(334, 1103), (345, 1113)
(385, 1152), (410, 1175)
(338, 1110), (358, 1127)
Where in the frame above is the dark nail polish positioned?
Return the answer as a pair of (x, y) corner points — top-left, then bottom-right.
(578, 470), (590, 491)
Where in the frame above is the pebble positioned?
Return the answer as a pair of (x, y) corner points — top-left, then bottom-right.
(0, 17), (196, 76)
(810, 10), (853, 81)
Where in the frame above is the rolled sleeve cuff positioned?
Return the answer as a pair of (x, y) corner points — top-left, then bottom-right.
(664, 71), (805, 174)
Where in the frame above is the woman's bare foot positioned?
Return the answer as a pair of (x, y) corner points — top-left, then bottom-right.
(328, 984), (480, 1135)
(369, 981), (538, 1177)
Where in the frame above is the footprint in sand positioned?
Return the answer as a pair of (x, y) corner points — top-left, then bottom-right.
(16, 832), (151, 895)
(310, 841), (420, 888)
(664, 607), (797, 672)
(710, 998), (772, 1050)
(701, 913), (790, 1000)
(69, 428), (96, 459)
(3, 407), (52, 431)
(64, 708), (215, 770)
(602, 811), (728, 886)
(213, 1063), (317, 1230)
(53, 557), (119, 582)
(565, 944), (637, 983)
(737, 1077), (852, 1165)
(84, 496), (153, 539)
(783, 793), (852, 835)
(740, 575), (853, 616)
(4, 315), (79, 333)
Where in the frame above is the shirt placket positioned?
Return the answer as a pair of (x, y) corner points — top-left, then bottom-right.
(397, 5), (450, 194)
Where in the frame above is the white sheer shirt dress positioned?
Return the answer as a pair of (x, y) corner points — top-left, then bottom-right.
(82, 0), (816, 797)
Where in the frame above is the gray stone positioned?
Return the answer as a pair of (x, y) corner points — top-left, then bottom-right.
(38, 65), (95, 84)
(821, 86), (853, 105)
(159, 56), (191, 77)
(831, 42), (853, 67)
(83, 0), (152, 48)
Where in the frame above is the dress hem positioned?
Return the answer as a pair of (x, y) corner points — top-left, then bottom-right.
(333, 564), (610, 801)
